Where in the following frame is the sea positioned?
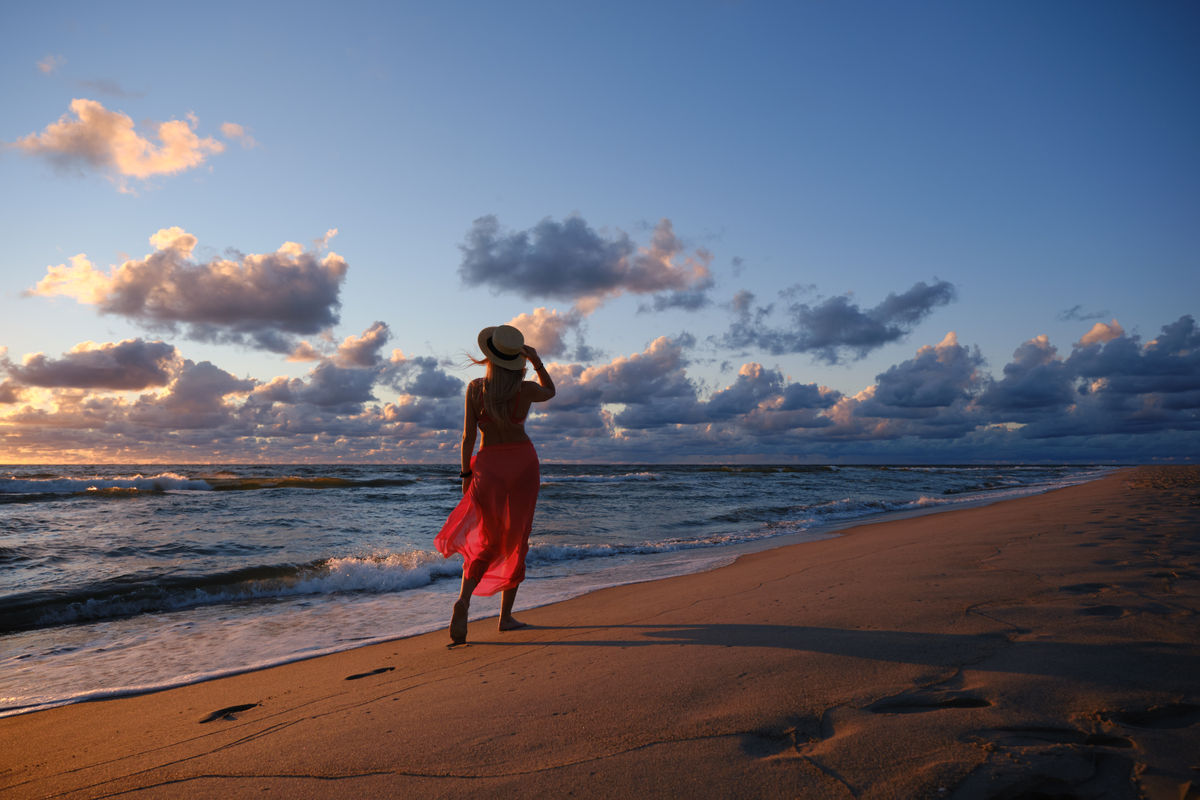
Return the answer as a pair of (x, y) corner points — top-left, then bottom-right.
(0, 462), (1110, 718)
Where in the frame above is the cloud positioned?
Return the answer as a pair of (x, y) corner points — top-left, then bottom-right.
(130, 360), (255, 429)
(3, 314), (1196, 464)
(846, 332), (986, 439)
(1057, 304), (1110, 322)
(0, 380), (24, 404)
(382, 351), (463, 399)
(725, 280), (956, 363)
(978, 316), (1200, 439)
(504, 307), (591, 360)
(1068, 314), (1200, 397)
(977, 334), (1075, 418)
(459, 216), (712, 312)
(3, 339), (180, 390)
(27, 227), (349, 353)
(704, 363), (839, 435)
(287, 341), (324, 362)
(37, 55), (65, 74)
(295, 362), (379, 410)
(11, 99), (226, 188)
(334, 322), (391, 367)
(863, 332), (985, 414)
(220, 122), (257, 148)
(1076, 319), (1124, 348)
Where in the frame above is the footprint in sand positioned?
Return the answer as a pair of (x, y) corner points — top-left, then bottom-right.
(739, 713), (827, 757)
(973, 726), (1133, 749)
(866, 690), (991, 715)
(1059, 582), (1112, 594)
(345, 666), (395, 681)
(1077, 604), (1129, 619)
(951, 748), (1135, 798)
(199, 703), (258, 723)
(1102, 703), (1200, 730)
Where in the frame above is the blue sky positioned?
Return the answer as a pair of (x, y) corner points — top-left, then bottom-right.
(1, 0), (1197, 463)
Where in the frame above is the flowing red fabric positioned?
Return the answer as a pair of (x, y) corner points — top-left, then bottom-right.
(435, 441), (540, 596)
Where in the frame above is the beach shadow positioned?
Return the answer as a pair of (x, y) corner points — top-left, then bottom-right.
(476, 623), (1197, 686)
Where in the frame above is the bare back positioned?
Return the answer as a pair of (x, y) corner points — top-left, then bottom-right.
(468, 378), (542, 446)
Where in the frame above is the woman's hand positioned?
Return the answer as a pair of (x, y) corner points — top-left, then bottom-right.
(523, 345), (555, 399)
(522, 344), (543, 369)
(461, 474), (472, 495)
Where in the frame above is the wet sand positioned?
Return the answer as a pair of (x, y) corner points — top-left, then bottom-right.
(3, 466), (1198, 799)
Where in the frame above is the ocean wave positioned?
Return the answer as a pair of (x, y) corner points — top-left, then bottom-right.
(0, 472), (419, 497)
(696, 465), (836, 474)
(206, 476), (417, 491)
(541, 471), (661, 484)
(0, 473), (211, 496)
(0, 551), (461, 633)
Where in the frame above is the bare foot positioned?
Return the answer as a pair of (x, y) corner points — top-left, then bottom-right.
(450, 600), (469, 644)
(498, 617), (527, 632)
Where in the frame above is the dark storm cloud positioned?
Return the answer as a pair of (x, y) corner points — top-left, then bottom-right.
(459, 216), (712, 308)
(293, 363), (379, 410)
(977, 315), (1200, 439)
(130, 360), (255, 429)
(3, 339), (179, 390)
(977, 335), (1076, 418)
(0, 380), (23, 404)
(724, 280), (957, 363)
(1068, 314), (1200, 396)
(382, 354), (463, 399)
(28, 229), (348, 354)
(862, 334), (985, 417)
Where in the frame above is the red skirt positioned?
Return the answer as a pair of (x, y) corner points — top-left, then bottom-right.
(435, 440), (540, 596)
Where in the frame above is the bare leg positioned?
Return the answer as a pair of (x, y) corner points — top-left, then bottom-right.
(451, 574), (479, 644)
(498, 587), (527, 631)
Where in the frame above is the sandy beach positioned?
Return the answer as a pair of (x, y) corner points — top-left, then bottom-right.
(3, 465), (1198, 799)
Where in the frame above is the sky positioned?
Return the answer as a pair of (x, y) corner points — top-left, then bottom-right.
(1, 0), (1197, 464)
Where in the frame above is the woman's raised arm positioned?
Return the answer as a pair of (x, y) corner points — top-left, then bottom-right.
(522, 345), (555, 401)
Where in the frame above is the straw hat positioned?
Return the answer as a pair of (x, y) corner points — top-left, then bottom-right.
(477, 324), (527, 370)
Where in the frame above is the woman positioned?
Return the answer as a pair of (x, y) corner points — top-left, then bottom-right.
(434, 324), (555, 645)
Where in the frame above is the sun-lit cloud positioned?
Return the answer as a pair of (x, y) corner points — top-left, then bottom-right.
(503, 306), (598, 361)
(220, 122), (257, 148)
(2, 315), (1197, 464)
(460, 216), (713, 313)
(37, 54), (65, 74)
(1077, 319), (1124, 348)
(26, 228), (349, 353)
(11, 99), (227, 188)
(333, 322), (391, 367)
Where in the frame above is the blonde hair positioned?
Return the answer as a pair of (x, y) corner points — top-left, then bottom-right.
(471, 358), (526, 425)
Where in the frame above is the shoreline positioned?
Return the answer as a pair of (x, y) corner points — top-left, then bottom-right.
(3, 466), (1197, 798)
(0, 467), (1110, 720)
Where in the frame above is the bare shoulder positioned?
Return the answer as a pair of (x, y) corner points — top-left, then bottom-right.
(523, 379), (555, 402)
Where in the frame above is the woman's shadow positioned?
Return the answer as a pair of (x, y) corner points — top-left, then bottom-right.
(478, 623), (1194, 686)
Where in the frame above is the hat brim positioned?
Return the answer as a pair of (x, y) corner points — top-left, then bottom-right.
(477, 326), (527, 370)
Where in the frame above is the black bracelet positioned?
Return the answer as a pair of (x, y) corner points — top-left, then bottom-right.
(459, 470), (472, 478)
